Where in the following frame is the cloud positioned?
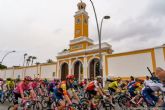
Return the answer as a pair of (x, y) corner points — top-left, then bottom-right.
(96, 0), (165, 52)
(0, 0), (165, 66)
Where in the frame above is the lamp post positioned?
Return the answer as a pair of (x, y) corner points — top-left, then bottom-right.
(89, 0), (110, 76)
(0, 50), (16, 64)
(99, 16), (110, 74)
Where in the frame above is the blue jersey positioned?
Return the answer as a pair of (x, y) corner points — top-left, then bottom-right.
(127, 81), (136, 89)
(53, 87), (63, 100)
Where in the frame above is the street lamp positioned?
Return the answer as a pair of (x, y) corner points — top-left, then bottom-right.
(98, 16), (110, 76)
(88, 0), (110, 76)
(0, 50), (16, 64)
(100, 16), (110, 38)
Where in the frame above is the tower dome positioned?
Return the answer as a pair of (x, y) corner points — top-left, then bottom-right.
(77, 1), (86, 10)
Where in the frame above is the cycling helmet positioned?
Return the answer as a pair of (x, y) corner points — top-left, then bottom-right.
(43, 78), (48, 82)
(96, 76), (102, 80)
(117, 77), (121, 80)
(0, 78), (3, 81)
(66, 74), (74, 79)
(34, 78), (40, 81)
(7, 78), (11, 81)
(24, 76), (32, 81)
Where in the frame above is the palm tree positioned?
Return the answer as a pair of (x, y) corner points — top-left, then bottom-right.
(31, 56), (37, 66)
(23, 53), (28, 66)
(26, 56), (32, 66)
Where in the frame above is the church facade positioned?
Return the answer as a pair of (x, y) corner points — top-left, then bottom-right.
(0, 2), (165, 81)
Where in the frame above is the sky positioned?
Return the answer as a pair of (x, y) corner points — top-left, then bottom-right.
(0, 0), (165, 67)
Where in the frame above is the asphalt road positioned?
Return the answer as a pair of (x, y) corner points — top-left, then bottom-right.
(0, 102), (120, 110)
(0, 101), (122, 110)
(0, 101), (11, 110)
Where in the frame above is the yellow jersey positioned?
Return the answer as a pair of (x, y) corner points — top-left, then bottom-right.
(108, 81), (118, 90)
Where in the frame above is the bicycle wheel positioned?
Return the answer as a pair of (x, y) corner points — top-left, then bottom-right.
(33, 101), (42, 110)
(8, 94), (13, 102)
(118, 96), (131, 109)
(41, 99), (48, 108)
(80, 100), (90, 110)
(8, 105), (14, 110)
(66, 103), (80, 110)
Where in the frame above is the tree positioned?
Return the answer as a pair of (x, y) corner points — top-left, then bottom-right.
(47, 59), (54, 63)
(31, 56), (37, 66)
(26, 56), (32, 66)
(0, 64), (7, 69)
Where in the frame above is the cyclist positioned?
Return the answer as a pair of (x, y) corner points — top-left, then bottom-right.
(48, 78), (59, 95)
(53, 84), (64, 110)
(144, 76), (152, 87)
(86, 76), (113, 108)
(0, 78), (4, 100)
(12, 76), (33, 110)
(108, 77), (121, 95)
(129, 78), (143, 104)
(60, 74), (80, 105)
(79, 79), (87, 90)
(127, 76), (136, 89)
(28, 77), (41, 98)
(6, 78), (15, 90)
(142, 68), (165, 107)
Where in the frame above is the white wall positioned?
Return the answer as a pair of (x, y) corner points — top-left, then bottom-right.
(0, 70), (5, 79)
(154, 48), (165, 70)
(14, 69), (24, 79)
(40, 64), (56, 79)
(25, 67), (38, 78)
(5, 69), (14, 79)
(107, 52), (153, 77)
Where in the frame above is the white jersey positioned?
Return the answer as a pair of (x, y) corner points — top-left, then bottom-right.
(145, 80), (165, 92)
(93, 80), (102, 91)
(144, 79), (153, 87)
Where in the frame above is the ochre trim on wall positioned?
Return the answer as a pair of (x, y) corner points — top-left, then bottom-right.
(57, 49), (110, 59)
(151, 49), (156, 72)
(163, 47), (165, 60)
(105, 48), (156, 76)
(110, 76), (146, 80)
(106, 49), (153, 58)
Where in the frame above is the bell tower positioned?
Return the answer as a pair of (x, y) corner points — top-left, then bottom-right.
(74, 1), (89, 38)
(70, 1), (93, 52)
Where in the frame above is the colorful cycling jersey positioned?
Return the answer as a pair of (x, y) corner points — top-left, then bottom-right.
(6, 81), (15, 88)
(79, 80), (87, 87)
(108, 81), (118, 90)
(86, 80), (100, 91)
(144, 79), (153, 87)
(127, 80), (136, 89)
(48, 81), (56, 93)
(133, 82), (143, 91)
(144, 80), (165, 92)
(14, 82), (31, 94)
(53, 87), (63, 100)
(28, 82), (39, 89)
(60, 81), (74, 96)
